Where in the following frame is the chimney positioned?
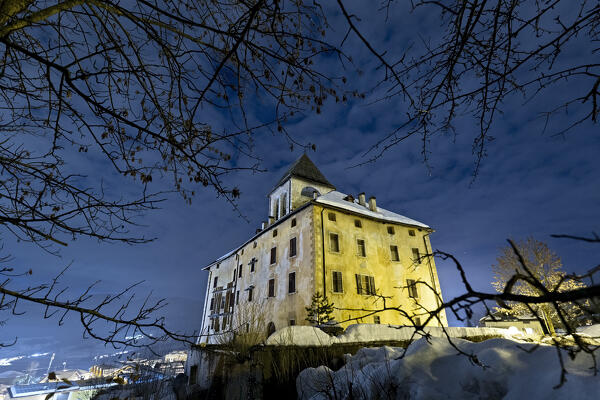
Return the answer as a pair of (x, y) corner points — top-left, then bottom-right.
(268, 216), (275, 225)
(312, 190), (319, 200)
(368, 196), (377, 212)
(358, 192), (366, 206)
(262, 221), (267, 229)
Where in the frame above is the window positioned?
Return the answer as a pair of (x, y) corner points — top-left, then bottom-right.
(216, 263), (220, 269)
(408, 229), (416, 237)
(328, 212), (336, 221)
(209, 297), (214, 311)
(273, 229), (278, 237)
(233, 269), (237, 280)
(253, 241), (257, 248)
(291, 218), (297, 227)
(390, 245), (400, 261)
(414, 316), (421, 327)
(270, 247), (277, 264)
(249, 257), (256, 272)
(290, 237), (297, 257)
(213, 277), (218, 288)
(288, 272), (296, 293)
(236, 290), (239, 305)
(224, 292), (231, 310)
(289, 319), (296, 326)
(329, 233), (340, 252)
(189, 365), (198, 385)
(332, 271), (343, 293)
(387, 226), (395, 235)
(268, 279), (275, 297)
(238, 265), (243, 278)
(273, 200), (279, 219)
(356, 239), (366, 257)
(241, 249), (244, 255)
(282, 193), (288, 216)
(354, 219), (362, 228)
(374, 316), (381, 324)
(407, 279), (419, 298)
(248, 287), (254, 302)
(355, 274), (376, 295)
(412, 248), (421, 263)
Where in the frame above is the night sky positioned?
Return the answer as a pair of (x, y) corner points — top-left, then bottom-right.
(2, 1), (599, 369)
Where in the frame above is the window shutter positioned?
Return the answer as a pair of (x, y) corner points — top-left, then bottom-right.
(355, 274), (362, 294)
(369, 276), (376, 295)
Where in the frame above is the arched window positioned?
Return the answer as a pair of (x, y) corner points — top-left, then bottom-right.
(281, 193), (288, 216)
(301, 186), (320, 198)
(267, 321), (276, 337)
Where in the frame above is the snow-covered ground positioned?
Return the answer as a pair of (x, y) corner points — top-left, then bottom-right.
(297, 337), (600, 399)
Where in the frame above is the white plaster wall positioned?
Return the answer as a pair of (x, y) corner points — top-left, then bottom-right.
(200, 205), (316, 343)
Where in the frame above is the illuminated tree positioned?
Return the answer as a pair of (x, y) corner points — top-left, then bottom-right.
(491, 237), (587, 334)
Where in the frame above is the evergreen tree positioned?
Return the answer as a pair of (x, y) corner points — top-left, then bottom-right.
(305, 292), (335, 326)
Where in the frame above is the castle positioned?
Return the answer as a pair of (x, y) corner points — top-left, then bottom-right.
(198, 154), (446, 342)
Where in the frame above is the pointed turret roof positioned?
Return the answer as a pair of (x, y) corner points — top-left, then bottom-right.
(274, 154), (335, 189)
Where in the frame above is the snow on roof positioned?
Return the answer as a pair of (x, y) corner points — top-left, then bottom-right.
(202, 191), (429, 270)
(577, 324), (600, 338)
(215, 248), (237, 262)
(315, 191), (430, 228)
(480, 313), (540, 322)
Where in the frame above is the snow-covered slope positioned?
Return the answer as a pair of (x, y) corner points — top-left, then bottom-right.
(297, 337), (599, 400)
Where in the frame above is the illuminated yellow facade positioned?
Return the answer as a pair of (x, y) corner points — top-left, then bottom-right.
(199, 155), (447, 342)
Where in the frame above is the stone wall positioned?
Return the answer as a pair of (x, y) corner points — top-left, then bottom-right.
(185, 326), (530, 399)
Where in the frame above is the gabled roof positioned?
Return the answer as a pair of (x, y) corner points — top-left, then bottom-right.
(273, 154), (335, 189)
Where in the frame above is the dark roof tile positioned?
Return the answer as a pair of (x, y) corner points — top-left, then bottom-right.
(274, 154), (334, 189)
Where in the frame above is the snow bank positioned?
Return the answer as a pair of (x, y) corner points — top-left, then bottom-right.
(335, 324), (530, 343)
(267, 324), (537, 346)
(266, 326), (333, 346)
(297, 337), (600, 399)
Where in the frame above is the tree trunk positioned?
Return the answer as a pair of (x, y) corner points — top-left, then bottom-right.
(541, 307), (556, 336)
